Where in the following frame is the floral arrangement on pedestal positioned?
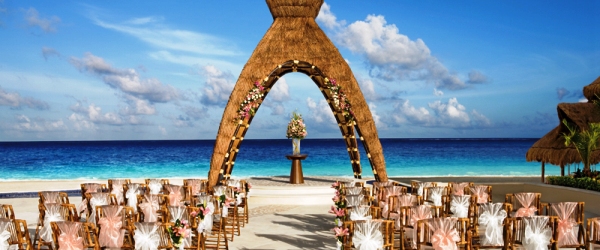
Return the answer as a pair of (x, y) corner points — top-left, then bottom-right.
(286, 111), (307, 155)
(330, 181), (347, 249)
(167, 219), (190, 249)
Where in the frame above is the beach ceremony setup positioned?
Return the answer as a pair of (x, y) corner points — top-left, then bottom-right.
(1, 0), (600, 250)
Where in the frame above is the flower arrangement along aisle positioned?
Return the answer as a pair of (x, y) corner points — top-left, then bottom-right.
(286, 111), (308, 155)
(167, 219), (190, 250)
(330, 181), (347, 249)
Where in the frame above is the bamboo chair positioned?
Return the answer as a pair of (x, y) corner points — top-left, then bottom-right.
(50, 221), (100, 249)
(416, 217), (469, 250)
(236, 180), (249, 226)
(410, 181), (437, 197)
(587, 217), (600, 250)
(108, 179), (131, 205)
(505, 192), (542, 217)
(80, 183), (107, 199)
(136, 194), (165, 223)
(423, 186), (449, 207)
(399, 205), (444, 250)
(38, 191), (70, 205)
(0, 204), (15, 220)
(60, 203), (80, 222)
(468, 202), (511, 250)
(144, 179), (169, 194)
(34, 202), (65, 250)
(95, 205), (134, 249)
(509, 216), (558, 250)
(0, 217), (32, 250)
(131, 222), (172, 249)
(543, 202), (585, 249)
(203, 214), (229, 250)
(84, 192), (116, 224)
(465, 185), (493, 204)
(123, 183), (145, 213)
(343, 219), (395, 250)
(164, 184), (187, 207)
(447, 182), (474, 196)
(372, 181), (397, 202)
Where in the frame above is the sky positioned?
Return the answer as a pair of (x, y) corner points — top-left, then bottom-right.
(0, 1), (599, 141)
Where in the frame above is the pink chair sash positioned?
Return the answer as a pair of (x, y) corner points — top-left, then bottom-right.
(552, 202), (579, 246)
(398, 194), (416, 207)
(98, 206), (124, 248)
(469, 185), (489, 204)
(515, 193), (538, 217)
(451, 183), (469, 196)
(42, 191), (60, 204)
(110, 180), (126, 205)
(139, 195), (160, 222)
(166, 185), (184, 206)
(410, 205), (432, 247)
(187, 179), (202, 195)
(57, 221), (84, 250)
(428, 218), (460, 250)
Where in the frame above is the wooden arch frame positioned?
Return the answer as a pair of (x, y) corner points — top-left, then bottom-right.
(207, 0), (388, 188)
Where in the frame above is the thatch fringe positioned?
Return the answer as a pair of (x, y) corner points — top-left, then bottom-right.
(583, 76), (600, 102)
(207, 0), (388, 188)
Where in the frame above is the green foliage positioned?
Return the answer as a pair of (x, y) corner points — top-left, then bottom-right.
(562, 119), (600, 171)
(547, 176), (600, 192)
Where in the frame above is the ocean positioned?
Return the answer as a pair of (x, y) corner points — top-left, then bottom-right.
(0, 138), (561, 181)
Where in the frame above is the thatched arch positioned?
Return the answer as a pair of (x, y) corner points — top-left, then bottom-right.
(207, 0), (388, 188)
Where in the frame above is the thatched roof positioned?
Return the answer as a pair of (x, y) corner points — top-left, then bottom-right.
(207, 0), (388, 188)
(526, 102), (600, 166)
(583, 76), (600, 102)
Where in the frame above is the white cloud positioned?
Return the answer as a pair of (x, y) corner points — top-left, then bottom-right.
(359, 78), (377, 101)
(126, 16), (163, 25)
(13, 114), (66, 132)
(70, 53), (180, 103)
(316, 2), (344, 29)
(25, 8), (60, 33)
(322, 5), (487, 91)
(120, 96), (156, 115)
(68, 113), (95, 131)
(392, 97), (492, 129)
(433, 88), (444, 97)
(0, 86), (49, 110)
(556, 87), (570, 100)
(42, 47), (60, 60)
(369, 102), (386, 129)
(70, 101), (123, 126)
(467, 70), (488, 84)
(199, 65), (235, 106)
(269, 77), (290, 102)
(158, 126), (167, 136)
(306, 97), (336, 124)
(93, 17), (237, 57)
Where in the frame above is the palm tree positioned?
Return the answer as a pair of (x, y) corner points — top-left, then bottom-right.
(562, 119), (600, 173)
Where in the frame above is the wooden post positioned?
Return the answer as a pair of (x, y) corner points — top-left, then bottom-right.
(541, 162), (545, 183)
(560, 164), (565, 176)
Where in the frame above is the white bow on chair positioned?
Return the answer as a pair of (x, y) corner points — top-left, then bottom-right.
(353, 220), (383, 250)
(429, 187), (444, 206)
(346, 194), (364, 208)
(89, 193), (109, 224)
(213, 186), (227, 196)
(41, 203), (64, 242)
(0, 219), (12, 250)
(350, 206), (372, 221)
(552, 202), (578, 247)
(346, 187), (363, 195)
(523, 216), (552, 250)
(147, 179), (163, 195)
(450, 195), (470, 218)
(125, 183), (140, 212)
(110, 180), (126, 204)
(134, 222), (160, 250)
(416, 182), (430, 197)
(478, 203), (506, 246)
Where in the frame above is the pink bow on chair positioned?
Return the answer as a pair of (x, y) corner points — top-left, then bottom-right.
(470, 186), (489, 204)
(98, 206), (124, 248)
(168, 188), (184, 206)
(451, 183), (469, 196)
(139, 196), (160, 222)
(515, 193), (538, 217)
(57, 222), (84, 250)
(429, 218), (460, 250)
(410, 205), (432, 247)
(553, 202), (578, 247)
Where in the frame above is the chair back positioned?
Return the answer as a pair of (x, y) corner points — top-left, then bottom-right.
(416, 217), (468, 250)
(448, 182), (473, 196)
(0, 218), (32, 250)
(50, 221), (99, 250)
(424, 186), (448, 207)
(511, 216), (557, 250)
(467, 185), (492, 204)
(506, 192), (542, 217)
(587, 217), (600, 247)
(108, 179), (130, 205)
(410, 181), (436, 196)
(132, 222), (172, 249)
(145, 179), (165, 195)
(545, 202), (585, 248)
(164, 184), (185, 206)
(0, 204), (15, 220)
(81, 183), (106, 199)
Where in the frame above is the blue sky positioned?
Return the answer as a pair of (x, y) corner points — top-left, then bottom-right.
(0, 1), (598, 141)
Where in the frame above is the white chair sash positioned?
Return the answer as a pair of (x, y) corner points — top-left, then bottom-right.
(57, 221), (84, 250)
(197, 202), (215, 236)
(41, 191), (60, 204)
(346, 187), (363, 195)
(450, 195), (470, 218)
(552, 202), (579, 246)
(345, 194), (364, 208)
(147, 179), (162, 195)
(410, 205), (432, 247)
(226, 179), (241, 189)
(353, 220), (384, 250)
(187, 179), (203, 195)
(479, 203), (506, 246)
(134, 222), (160, 250)
(429, 187), (445, 206)
(469, 185), (489, 204)
(523, 216), (552, 250)
(88, 192), (109, 224)
(125, 183), (140, 212)
(0, 219), (11, 250)
(398, 194), (416, 207)
(166, 185), (184, 206)
(110, 180), (126, 205)
(350, 206), (372, 221)
(340, 181), (356, 188)
(515, 193), (538, 217)
(428, 218), (460, 250)
(41, 203), (64, 242)
(139, 195), (160, 222)
(213, 186), (227, 196)
(451, 183), (469, 196)
(98, 206), (124, 248)
(384, 186), (403, 198)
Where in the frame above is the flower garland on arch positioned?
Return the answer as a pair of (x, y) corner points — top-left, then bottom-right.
(237, 80), (265, 121)
(323, 78), (354, 122)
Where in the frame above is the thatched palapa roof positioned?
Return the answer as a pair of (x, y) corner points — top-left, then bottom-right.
(526, 88), (600, 166)
(207, 0), (388, 188)
(583, 76), (600, 102)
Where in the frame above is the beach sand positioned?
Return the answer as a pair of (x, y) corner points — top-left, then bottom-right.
(0, 176), (596, 249)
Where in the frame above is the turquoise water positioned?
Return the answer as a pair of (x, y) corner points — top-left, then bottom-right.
(0, 139), (560, 181)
